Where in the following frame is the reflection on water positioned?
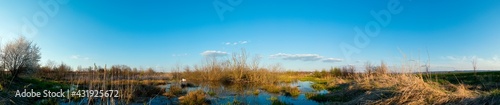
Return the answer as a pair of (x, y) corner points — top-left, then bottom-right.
(159, 81), (327, 105)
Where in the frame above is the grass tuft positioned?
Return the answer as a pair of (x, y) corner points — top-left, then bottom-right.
(253, 89), (260, 96)
(283, 86), (301, 97)
(180, 90), (208, 105)
(262, 85), (282, 93)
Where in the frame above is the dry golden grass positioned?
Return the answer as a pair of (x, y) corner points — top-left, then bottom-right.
(340, 73), (478, 104)
(163, 86), (184, 97)
(295, 58), (494, 104)
(56, 64), (168, 104)
(180, 90), (208, 105)
(180, 50), (281, 85)
(262, 84), (282, 93)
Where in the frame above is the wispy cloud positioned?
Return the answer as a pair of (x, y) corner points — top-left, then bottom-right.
(323, 58), (343, 63)
(172, 53), (188, 57)
(270, 53), (323, 61)
(445, 56), (458, 60)
(224, 40), (249, 45)
(270, 53), (343, 63)
(442, 55), (478, 62)
(201, 50), (228, 57)
(440, 55), (500, 70)
(71, 55), (90, 60)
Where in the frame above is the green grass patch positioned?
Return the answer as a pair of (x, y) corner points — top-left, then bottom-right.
(425, 71), (500, 84)
(20, 78), (70, 92)
(207, 91), (216, 97)
(326, 85), (342, 92)
(490, 89), (500, 97)
(299, 76), (328, 84)
(277, 75), (299, 83)
(423, 71), (500, 91)
(305, 93), (347, 102)
(311, 83), (326, 90)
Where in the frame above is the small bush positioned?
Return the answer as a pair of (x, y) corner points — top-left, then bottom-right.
(180, 90), (208, 105)
(253, 89), (260, 96)
(299, 77), (328, 84)
(263, 85), (282, 93)
(166, 86), (184, 97)
(207, 91), (216, 96)
(311, 83), (326, 90)
(283, 87), (301, 97)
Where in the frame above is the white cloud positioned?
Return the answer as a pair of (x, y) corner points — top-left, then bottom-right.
(323, 58), (343, 63)
(224, 40), (249, 45)
(201, 50), (228, 57)
(71, 55), (80, 59)
(71, 55), (90, 60)
(446, 56), (457, 60)
(270, 53), (323, 61)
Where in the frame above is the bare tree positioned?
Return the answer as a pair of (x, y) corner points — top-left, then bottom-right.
(472, 57), (477, 75)
(2, 36), (41, 79)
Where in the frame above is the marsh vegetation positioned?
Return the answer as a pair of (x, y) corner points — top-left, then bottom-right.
(1, 37), (499, 105)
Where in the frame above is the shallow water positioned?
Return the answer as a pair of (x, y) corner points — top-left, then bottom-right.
(60, 81), (327, 105)
(160, 81), (327, 105)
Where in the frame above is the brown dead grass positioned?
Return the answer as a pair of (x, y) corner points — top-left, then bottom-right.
(180, 90), (208, 105)
(180, 50), (281, 85)
(343, 73), (478, 105)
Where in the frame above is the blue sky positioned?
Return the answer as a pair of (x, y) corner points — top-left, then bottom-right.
(1, 0), (499, 71)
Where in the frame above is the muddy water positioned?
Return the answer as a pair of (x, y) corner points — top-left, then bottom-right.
(159, 81), (327, 105)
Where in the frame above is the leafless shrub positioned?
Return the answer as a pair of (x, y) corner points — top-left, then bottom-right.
(472, 57), (477, 75)
(181, 49), (280, 85)
(2, 36), (41, 79)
